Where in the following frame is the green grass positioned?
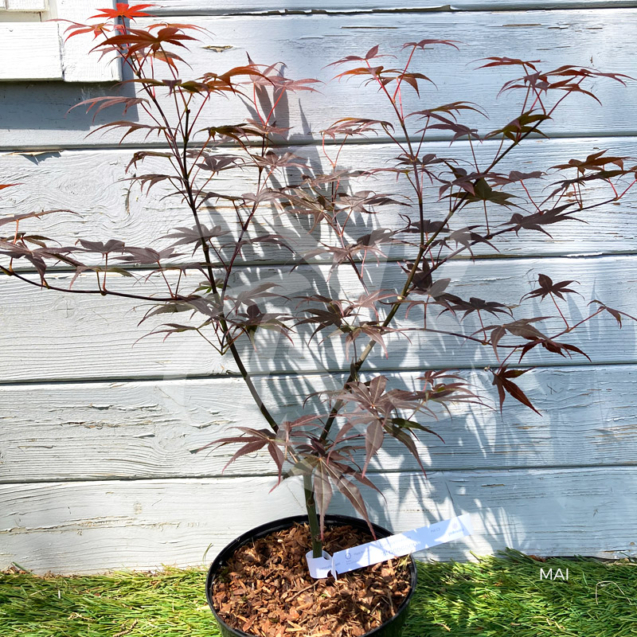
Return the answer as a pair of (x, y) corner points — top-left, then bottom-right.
(2, 550), (637, 636)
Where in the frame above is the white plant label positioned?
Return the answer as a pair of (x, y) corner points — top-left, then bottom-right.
(306, 513), (474, 579)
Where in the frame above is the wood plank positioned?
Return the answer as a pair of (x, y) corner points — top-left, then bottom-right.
(1, 9), (637, 147)
(1, 467), (635, 574)
(2, 365), (637, 482)
(6, 0), (47, 9)
(58, 0), (122, 83)
(0, 23), (62, 80)
(0, 255), (636, 382)
(154, 1), (637, 15)
(0, 9), (41, 20)
(2, 136), (636, 270)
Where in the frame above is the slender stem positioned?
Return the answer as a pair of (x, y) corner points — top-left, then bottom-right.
(551, 293), (570, 331)
(0, 267), (183, 303)
(303, 473), (323, 559)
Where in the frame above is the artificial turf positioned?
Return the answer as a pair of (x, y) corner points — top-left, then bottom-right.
(1, 550), (636, 636)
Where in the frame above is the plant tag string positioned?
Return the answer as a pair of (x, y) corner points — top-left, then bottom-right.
(306, 513), (473, 579)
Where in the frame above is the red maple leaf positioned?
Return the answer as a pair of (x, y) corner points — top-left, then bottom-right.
(90, 3), (155, 20)
(62, 21), (112, 41)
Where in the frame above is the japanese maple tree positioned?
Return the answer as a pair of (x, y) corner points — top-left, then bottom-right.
(1, 5), (636, 560)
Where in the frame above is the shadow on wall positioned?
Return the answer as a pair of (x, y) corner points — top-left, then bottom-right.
(3, 11), (637, 574)
(0, 75), (140, 147)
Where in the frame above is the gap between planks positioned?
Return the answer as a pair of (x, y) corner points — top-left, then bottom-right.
(4, 249), (637, 280)
(5, 461), (620, 487)
(4, 129), (637, 153)
(5, 463), (637, 487)
(0, 356), (635, 388)
(151, 2), (637, 18)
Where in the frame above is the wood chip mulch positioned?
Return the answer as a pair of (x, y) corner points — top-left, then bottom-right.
(212, 524), (411, 637)
(211, 523), (412, 637)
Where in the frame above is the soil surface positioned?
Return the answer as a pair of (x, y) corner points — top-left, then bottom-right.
(210, 522), (412, 637)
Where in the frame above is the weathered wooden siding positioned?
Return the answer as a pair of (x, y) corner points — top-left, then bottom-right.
(1, 0), (637, 573)
(3, 9), (637, 149)
(3, 468), (636, 574)
(154, 1), (637, 13)
(3, 367), (637, 483)
(1, 257), (637, 382)
(2, 138), (637, 263)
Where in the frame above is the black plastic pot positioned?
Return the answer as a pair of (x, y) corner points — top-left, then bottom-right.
(206, 514), (417, 637)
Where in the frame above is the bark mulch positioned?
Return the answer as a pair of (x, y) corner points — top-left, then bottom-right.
(210, 522), (412, 637)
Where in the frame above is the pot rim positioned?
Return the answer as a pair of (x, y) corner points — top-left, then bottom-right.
(205, 513), (418, 637)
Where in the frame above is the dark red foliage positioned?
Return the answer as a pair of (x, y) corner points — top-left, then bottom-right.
(2, 5), (636, 556)
(90, 3), (156, 20)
